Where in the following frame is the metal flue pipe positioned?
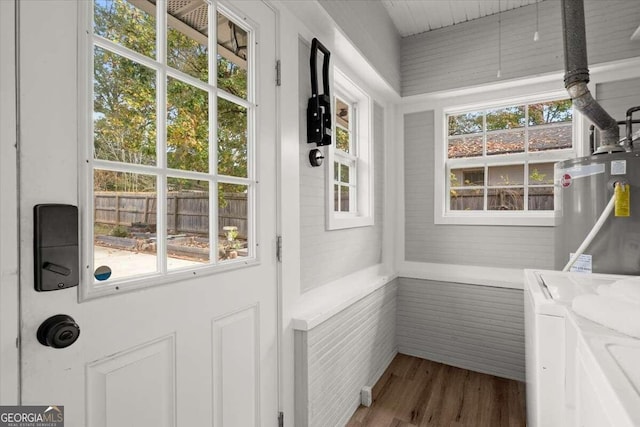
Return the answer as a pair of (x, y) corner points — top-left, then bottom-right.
(561, 0), (621, 153)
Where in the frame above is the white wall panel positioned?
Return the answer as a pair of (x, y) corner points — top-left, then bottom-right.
(295, 280), (397, 427)
(299, 39), (385, 292)
(397, 278), (525, 381)
(403, 110), (555, 270)
(318, 0), (401, 93)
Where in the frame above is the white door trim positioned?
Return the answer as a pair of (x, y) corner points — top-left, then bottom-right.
(0, 0), (20, 405)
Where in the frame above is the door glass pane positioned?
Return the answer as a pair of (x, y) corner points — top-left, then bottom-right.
(167, 23), (209, 82)
(217, 12), (248, 99)
(334, 184), (340, 212)
(167, 77), (209, 173)
(167, 177), (210, 269)
(94, 170), (157, 281)
(94, 0), (156, 59)
(94, 46), (157, 165)
(218, 97), (247, 177)
(218, 183), (249, 261)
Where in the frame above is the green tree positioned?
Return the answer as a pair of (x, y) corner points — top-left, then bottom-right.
(93, 0), (249, 202)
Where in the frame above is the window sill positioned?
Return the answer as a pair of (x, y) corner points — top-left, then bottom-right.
(326, 214), (374, 230)
(435, 211), (558, 227)
(292, 265), (397, 331)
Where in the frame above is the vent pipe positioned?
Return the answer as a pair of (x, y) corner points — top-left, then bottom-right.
(561, 0), (622, 153)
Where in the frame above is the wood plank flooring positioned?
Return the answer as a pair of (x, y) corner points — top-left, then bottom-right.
(346, 354), (526, 427)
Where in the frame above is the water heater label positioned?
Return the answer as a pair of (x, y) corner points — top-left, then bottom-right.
(611, 160), (627, 175)
(615, 183), (630, 217)
(569, 253), (592, 273)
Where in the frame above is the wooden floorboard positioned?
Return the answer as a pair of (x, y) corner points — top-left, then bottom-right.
(346, 354), (526, 427)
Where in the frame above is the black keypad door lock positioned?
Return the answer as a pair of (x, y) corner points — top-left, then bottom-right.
(37, 314), (80, 349)
(34, 204), (79, 291)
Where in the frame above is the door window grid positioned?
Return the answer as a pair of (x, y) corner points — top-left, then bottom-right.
(89, 0), (257, 287)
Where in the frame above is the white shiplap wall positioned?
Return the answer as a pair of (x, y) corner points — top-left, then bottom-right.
(401, 0), (640, 96)
(299, 39), (385, 292)
(318, 0), (401, 93)
(397, 278), (525, 381)
(404, 110), (555, 269)
(295, 280), (398, 427)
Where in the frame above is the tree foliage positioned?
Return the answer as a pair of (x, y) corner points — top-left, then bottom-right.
(93, 0), (249, 198)
(448, 100), (573, 136)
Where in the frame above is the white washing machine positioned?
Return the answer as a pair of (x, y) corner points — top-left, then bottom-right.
(524, 269), (626, 427)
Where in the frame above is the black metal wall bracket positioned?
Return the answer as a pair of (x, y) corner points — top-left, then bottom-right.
(307, 38), (332, 147)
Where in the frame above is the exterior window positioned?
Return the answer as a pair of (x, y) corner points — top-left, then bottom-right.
(442, 97), (575, 225)
(89, 0), (256, 288)
(334, 97), (356, 213)
(326, 69), (373, 230)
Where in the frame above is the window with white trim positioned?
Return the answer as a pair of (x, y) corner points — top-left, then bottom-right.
(88, 0), (257, 288)
(440, 95), (576, 226)
(326, 69), (374, 230)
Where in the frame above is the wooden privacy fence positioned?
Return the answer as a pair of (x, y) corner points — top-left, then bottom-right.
(450, 190), (554, 211)
(94, 191), (248, 238)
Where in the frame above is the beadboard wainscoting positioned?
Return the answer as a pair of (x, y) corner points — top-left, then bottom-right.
(294, 279), (398, 427)
(397, 278), (525, 382)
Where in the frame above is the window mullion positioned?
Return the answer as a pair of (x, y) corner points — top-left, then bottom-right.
(524, 162), (530, 212)
(156, 0), (168, 274)
(483, 164), (488, 211)
(209, 3), (218, 266)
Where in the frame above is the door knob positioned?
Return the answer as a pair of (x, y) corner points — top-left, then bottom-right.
(37, 314), (80, 349)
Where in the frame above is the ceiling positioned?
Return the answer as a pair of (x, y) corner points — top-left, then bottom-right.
(381, 0), (542, 37)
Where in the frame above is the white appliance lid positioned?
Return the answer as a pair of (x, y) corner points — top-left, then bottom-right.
(539, 273), (618, 304)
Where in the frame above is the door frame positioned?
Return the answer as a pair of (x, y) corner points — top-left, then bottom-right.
(0, 0), (20, 405)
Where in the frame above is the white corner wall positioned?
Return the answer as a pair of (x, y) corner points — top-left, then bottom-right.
(294, 280), (397, 427)
(397, 278), (525, 381)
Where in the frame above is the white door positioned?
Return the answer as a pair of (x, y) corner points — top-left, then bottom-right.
(18, 1), (278, 426)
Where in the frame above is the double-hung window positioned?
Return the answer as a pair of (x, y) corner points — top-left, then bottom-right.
(333, 96), (357, 213)
(326, 68), (374, 230)
(440, 95), (577, 226)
